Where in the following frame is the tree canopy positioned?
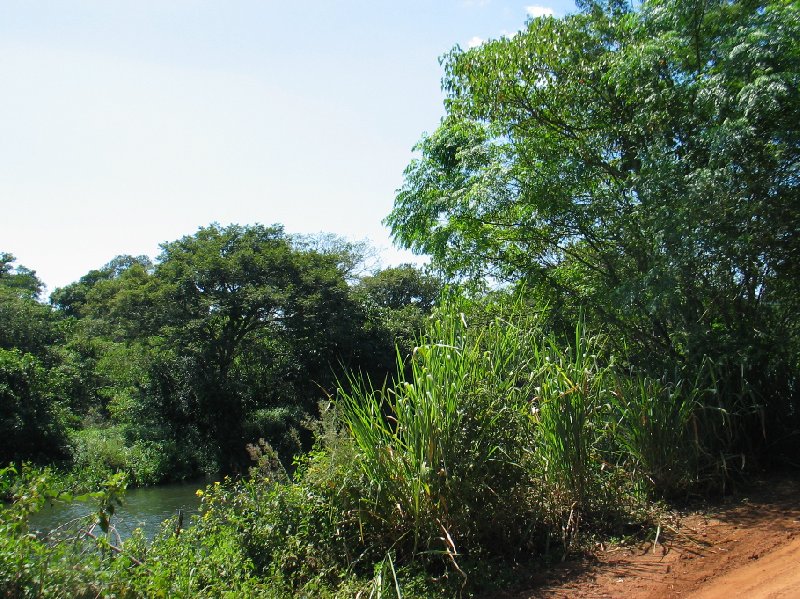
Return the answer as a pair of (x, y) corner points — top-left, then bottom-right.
(388, 0), (800, 433)
(3, 225), (439, 476)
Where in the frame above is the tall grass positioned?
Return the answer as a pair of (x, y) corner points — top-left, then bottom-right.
(608, 375), (701, 497)
(335, 293), (728, 575)
(335, 295), (653, 573)
(531, 321), (610, 545)
(337, 296), (543, 565)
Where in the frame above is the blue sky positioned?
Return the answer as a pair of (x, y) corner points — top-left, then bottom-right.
(1, 0), (576, 293)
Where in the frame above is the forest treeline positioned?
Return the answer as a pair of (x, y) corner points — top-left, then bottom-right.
(1, 0), (798, 596)
(0, 226), (441, 482)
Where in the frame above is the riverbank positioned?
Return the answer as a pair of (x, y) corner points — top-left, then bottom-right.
(4, 462), (800, 597)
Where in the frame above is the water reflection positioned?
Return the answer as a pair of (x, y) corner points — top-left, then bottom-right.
(29, 480), (206, 540)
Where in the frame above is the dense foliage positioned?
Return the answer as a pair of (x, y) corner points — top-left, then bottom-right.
(388, 0), (800, 455)
(0, 255), (70, 464)
(1, 0), (798, 596)
(1, 225), (439, 480)
(0, 294), (718, 597)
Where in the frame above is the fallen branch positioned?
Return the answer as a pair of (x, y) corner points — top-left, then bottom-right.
(83, 526), (145, 567)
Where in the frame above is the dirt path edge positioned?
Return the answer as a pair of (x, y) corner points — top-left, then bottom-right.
(506, 475), (800, 599)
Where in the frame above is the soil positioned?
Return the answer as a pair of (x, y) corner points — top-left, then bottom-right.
(499, 474), (800, 598)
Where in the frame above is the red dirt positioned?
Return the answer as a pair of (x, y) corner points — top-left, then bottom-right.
(503, 475), (800, 598)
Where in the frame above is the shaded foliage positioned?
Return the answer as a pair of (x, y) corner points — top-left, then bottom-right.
(0, 255), (69, 463)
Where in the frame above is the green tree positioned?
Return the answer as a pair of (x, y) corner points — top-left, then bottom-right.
(146, 223), (367, 472)
(0, 255), (69, 462)
(50, 255), (154, 326)
(353, 264), (443, 374)
(45, 229), (430, 479)
(0, 254), (58, 358)
(0, 252), (43, 299)
(388, 0), (800, 443)
(0, 349), (69, 463)
(49, 255), (157, 425)
(357, 264), (440, 313)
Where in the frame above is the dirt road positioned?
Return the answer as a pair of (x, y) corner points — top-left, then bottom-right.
(506, 476), (800, 598)
(692, 534), (800, 599)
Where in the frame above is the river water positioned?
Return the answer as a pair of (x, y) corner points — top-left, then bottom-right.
(29, 480), (206, 541)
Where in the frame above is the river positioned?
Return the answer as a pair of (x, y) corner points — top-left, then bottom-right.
(29, 480), (206, 541)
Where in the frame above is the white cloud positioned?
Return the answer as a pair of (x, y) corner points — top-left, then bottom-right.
(467, 36), (485, 48)
(526, 5), (555, 18)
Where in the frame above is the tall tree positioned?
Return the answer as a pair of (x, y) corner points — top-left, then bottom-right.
(388, 0), (799, 439)
(354, 264), (443, 374)
(149, 223), (365, 471)
(0, 254), (68, 462)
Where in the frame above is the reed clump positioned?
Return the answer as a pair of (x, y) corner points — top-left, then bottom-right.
(334, 295), (699, 580)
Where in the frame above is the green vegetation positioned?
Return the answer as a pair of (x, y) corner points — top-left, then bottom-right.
(0, 295), (738, 597)
(2, 225), (438, 481)
(1, 0), (798, 596)
(389, 0), (800, 457)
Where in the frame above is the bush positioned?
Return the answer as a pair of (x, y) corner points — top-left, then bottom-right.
(69, 426), (128, 485)
(69, 426), (179, 487)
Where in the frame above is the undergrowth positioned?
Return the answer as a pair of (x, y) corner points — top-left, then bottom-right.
(0, 294), (742, 597)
